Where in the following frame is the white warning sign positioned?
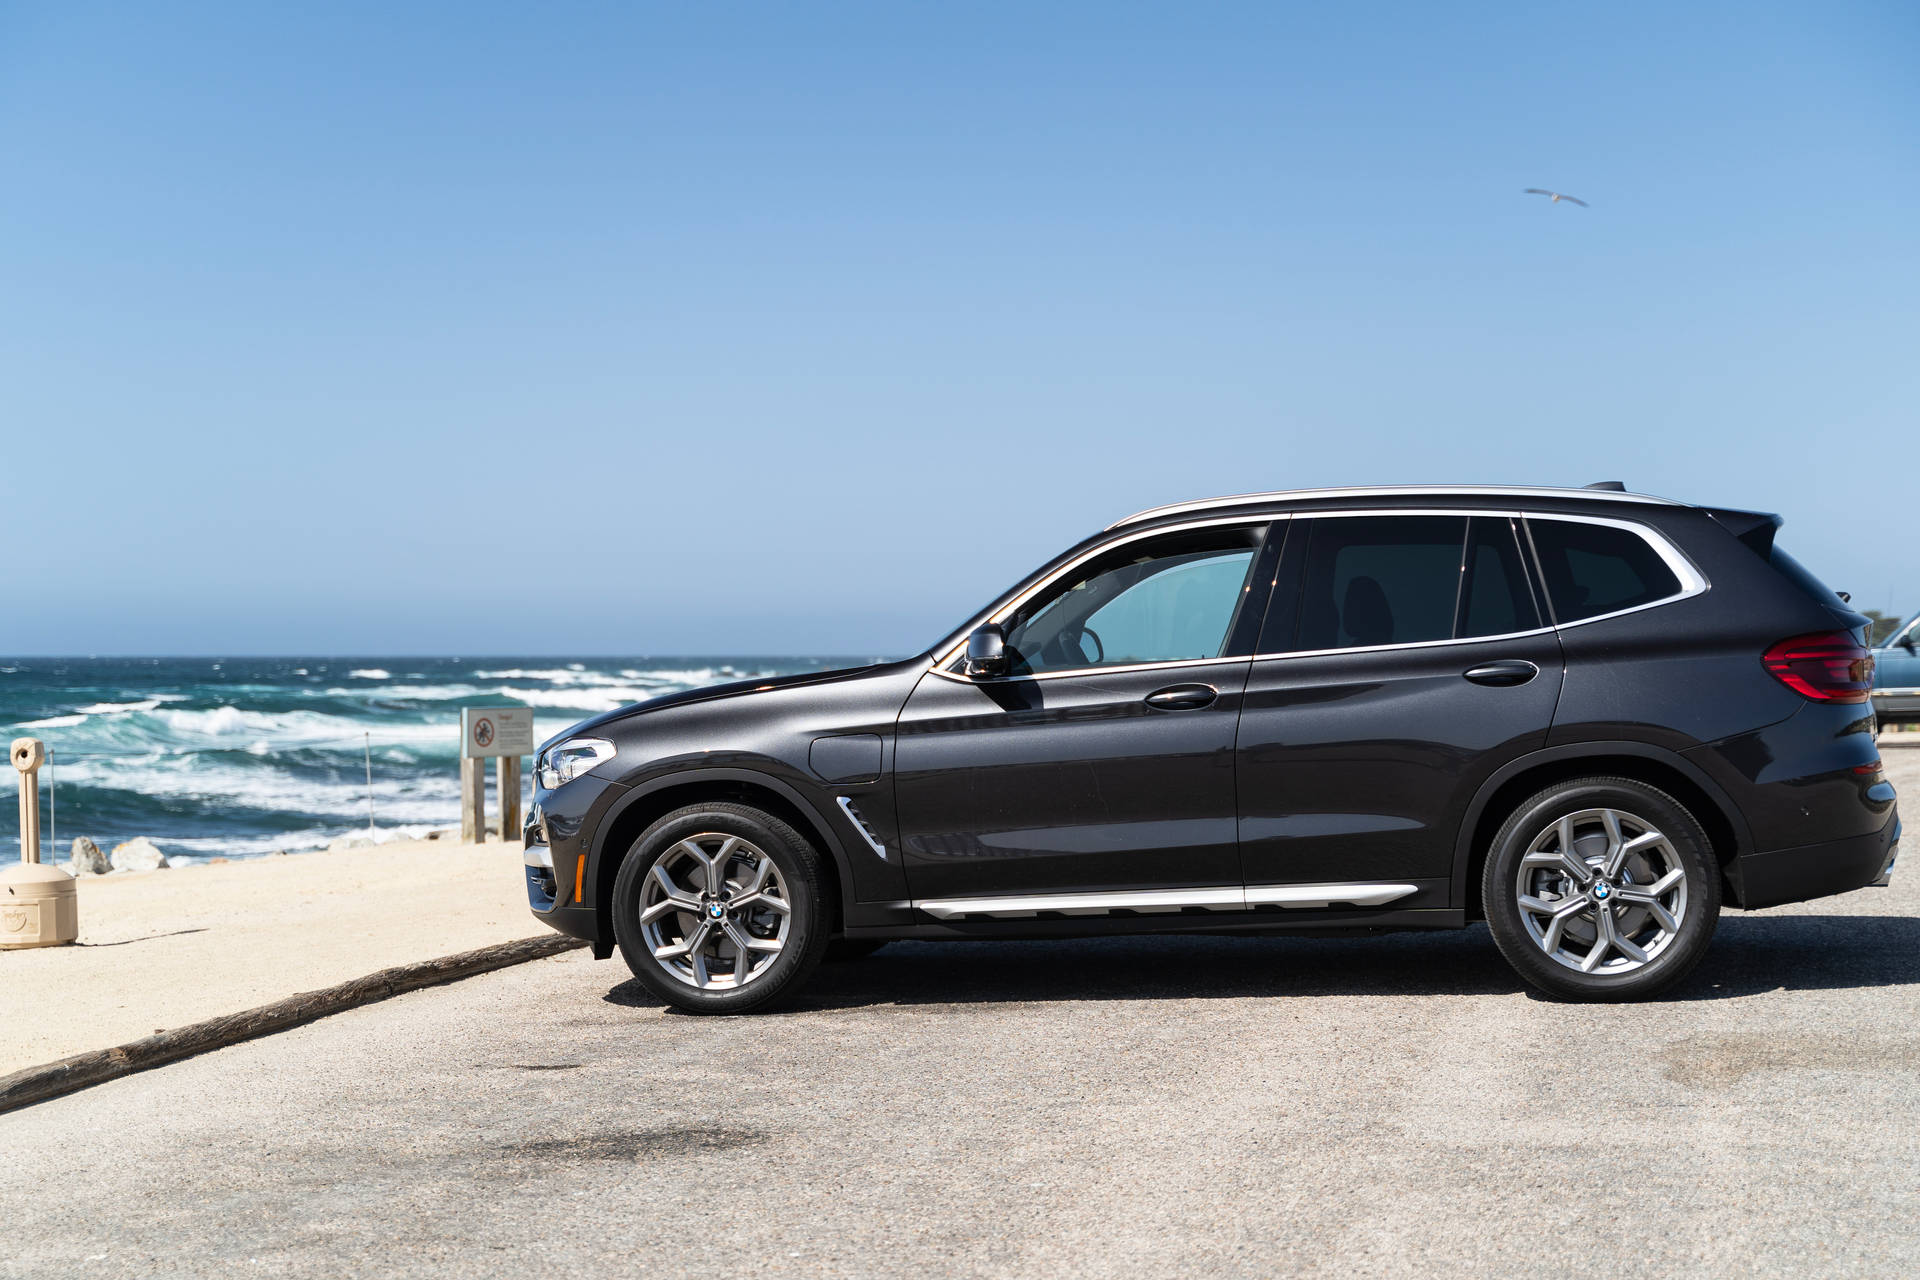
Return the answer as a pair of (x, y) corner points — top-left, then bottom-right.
(460, 706), (534, 759)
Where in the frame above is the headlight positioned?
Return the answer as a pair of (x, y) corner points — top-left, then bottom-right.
(536, 738), (615, 790)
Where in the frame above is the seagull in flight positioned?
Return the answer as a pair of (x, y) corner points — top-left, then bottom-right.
(1525, 188), (1589, 207)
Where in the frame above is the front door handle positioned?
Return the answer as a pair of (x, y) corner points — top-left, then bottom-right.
(1463, 660), (1539, 687)
(1145, 684), (1218, 711)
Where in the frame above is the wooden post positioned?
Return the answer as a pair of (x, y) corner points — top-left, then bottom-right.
(497, 755), (522, 843)
(12, 739), (46, 864)
(460, 757), (487, 844)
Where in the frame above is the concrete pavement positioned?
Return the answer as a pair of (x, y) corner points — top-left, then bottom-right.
(3, 750), (1917, 1278)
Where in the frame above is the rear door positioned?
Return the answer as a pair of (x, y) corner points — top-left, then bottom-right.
(1234, 513), (1564, 905)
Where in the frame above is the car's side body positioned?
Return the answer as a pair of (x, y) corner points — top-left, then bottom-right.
(524, 485), (1898, 965)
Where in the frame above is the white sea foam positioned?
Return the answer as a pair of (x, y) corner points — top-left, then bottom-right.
(348, 668), (391, 680)
(149, 706), (452, 749)
(56, 752), (461, 822)
(488, 685), (651, 712)
(77, 700), (164, 714)
(19, 714), (86, 729)
(472, 667), (617, 684)
(320, 684), (480, 702)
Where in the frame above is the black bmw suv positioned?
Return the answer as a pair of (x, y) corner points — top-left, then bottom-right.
(524, 484), (1898, 1011)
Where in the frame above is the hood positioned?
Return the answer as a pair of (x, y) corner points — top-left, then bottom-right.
(535, 662), (891, 754)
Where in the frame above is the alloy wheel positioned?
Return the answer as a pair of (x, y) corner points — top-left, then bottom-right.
(639, 833), (792, 990)
(1513, 807), (1689, 976)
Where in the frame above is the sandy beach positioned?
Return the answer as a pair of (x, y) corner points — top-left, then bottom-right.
(0, 837), (544, 1073)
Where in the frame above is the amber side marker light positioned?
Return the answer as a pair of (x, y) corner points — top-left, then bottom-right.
(575, 853), (587, 903)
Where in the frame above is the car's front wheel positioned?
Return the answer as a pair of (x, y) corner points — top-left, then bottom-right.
(611, 802), (830, 1014)
(1483, 777), (1721, 1001)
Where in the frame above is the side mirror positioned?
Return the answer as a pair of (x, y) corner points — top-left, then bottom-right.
(964, 624), (1009, 679)
(1900, 635), (1916, 656)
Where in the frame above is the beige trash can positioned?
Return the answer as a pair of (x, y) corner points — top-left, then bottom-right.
(0, 862), (78, 949)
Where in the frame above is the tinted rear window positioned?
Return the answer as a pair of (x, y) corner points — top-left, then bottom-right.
(1526, 519), (1683, 623)
(1296, 516), (1465, 650)
(1459, 517), (1540, 638)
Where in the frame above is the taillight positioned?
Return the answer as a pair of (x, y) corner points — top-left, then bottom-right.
(1762, 632), (1874, 703)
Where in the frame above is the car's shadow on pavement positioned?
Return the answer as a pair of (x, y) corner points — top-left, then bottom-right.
(602, 912), (1920, 1012)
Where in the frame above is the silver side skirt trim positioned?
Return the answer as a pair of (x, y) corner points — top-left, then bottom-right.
(1244, 882), (1418, 909)
(914, 882), (1417, 920)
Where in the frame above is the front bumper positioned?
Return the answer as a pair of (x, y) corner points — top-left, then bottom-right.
(524, 843), (557, 910)
(524, 773), (629, 953)
(1728, 810), (1900, 910)
(525, 839), (602, 946)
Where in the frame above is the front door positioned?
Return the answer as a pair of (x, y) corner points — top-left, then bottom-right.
(894, 521), (1275, 905)
(1235, 513), (1564, 900)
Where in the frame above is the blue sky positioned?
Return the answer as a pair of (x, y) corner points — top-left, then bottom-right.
(3, 2), (1916, 654)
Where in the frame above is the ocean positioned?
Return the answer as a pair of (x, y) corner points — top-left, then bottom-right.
(0, 657), (872, 863)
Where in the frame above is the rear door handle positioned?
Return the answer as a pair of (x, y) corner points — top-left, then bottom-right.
(1144, 684), (1218, 711)
(1463, 660), (1539, 687)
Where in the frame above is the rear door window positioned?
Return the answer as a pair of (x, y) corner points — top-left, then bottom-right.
(1526, 519), (1683, 623)
(1295, 516), (1467, 650)
(1459, 516), (1541, 638)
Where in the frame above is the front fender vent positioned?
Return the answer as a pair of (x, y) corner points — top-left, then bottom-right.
(836, 796), (888, 861)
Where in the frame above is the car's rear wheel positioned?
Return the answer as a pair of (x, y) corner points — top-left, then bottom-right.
(1483, 777), (1720, 1001)
(612, 802), (830, 1014)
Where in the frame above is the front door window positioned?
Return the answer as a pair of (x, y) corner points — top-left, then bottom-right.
(1000, 527), (1263, 675)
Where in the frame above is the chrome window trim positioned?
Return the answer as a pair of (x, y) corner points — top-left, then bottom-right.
(929, 505), (1707, 683)
(836, 795), (889, 861)
(928, 653), (1249, 686)
(928, 513), (1281, 672)
(1251, 627), (1559, 663)
(1108, 485), (1678, 530)
(1516, 510), (1708, 627)
(1239, 507), (1706, 660)
(914, 881), (1418, 919)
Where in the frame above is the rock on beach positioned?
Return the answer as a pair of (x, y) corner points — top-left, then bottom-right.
(67, 836), (111, 876)
(110, 837), (169, 872)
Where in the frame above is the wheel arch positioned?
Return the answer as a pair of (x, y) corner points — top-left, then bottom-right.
(591, 769), (855, 952)
(1453, 743), (1751, 920)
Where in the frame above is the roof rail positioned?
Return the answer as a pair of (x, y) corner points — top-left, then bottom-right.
(1107, 485), (1678, 530)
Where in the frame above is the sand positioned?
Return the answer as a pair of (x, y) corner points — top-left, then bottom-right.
(0, 837), (549, 1073)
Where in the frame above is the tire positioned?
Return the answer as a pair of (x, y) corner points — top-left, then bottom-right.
(824, 939), (888, 963)
(1482, 777), (1721, 1002)
(611, 802), (832, 1014)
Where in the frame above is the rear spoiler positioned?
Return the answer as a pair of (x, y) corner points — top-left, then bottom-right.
(1702, 506), (1783, 557)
